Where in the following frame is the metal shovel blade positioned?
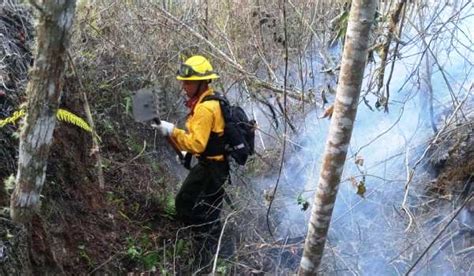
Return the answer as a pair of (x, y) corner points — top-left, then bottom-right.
(132, 87), (159, 122)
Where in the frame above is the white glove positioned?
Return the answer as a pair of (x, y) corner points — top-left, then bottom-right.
(151, 120), (174, 136)
(176, 151), (187, 164)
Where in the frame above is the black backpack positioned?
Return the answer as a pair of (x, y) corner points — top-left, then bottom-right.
(202, 93), (256, 165)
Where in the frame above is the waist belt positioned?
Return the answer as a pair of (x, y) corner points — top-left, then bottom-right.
(198, 155), (226, 162)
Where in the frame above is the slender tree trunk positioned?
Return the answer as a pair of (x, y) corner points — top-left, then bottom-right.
(298, 0), (376, 274)
(10, 0), (76, 223)
(418, 8), (437, 134)
(419, 40), (437, 133)
(376, 0), (406, 111)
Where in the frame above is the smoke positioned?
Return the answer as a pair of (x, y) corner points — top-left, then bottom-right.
(248, 2), (473, 274)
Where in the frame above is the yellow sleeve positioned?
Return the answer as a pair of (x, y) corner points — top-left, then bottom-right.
(171, 104), (214, 154)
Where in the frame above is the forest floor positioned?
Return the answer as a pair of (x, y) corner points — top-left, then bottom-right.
(1, 98), (471, 275)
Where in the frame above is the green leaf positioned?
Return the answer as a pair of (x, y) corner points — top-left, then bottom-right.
(297, 194), (310, 211)
(142, 251), (160, 270)
(127, 245), (141, 259)
(99, 82), (112, 90)
(140, 234), (151, 248)
(124, 96), (132, 116)
(175, 239), (188, 255)
(6, 230), (14, 239)
(164, 194), (176, 217)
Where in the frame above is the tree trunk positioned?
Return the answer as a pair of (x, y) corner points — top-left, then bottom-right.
(298, 0), (376, 274)
(418, 7), (437, 134)
(10, 0), (76, 224)
(376, 0), (406, 112)
(419, 40), (437, 134)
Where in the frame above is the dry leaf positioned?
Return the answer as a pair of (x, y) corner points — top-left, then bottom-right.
(263, 189), (274, 204)
(356, 181), (366, 198)
(350, 176), (358, 188)
(319, 104), (334, 119)
(89, 145), (99, 156)
(355, 156), (364, 166)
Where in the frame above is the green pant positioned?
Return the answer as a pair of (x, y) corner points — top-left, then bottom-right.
(175, 159), (229, 226)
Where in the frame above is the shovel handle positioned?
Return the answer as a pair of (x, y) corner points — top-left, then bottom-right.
(153, 118), (184, 160)
(167, 137), (184, 160)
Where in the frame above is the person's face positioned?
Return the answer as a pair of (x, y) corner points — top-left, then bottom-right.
(181, 80), (200, 98)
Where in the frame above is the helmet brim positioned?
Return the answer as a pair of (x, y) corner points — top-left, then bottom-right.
(176, 73), (220, 81)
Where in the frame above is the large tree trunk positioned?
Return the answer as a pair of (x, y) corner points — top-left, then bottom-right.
(298, 0), (376, 274)
(10, 0), (76, 223)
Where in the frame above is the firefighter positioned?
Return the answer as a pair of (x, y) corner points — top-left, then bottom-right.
(152, 55), (229, 232)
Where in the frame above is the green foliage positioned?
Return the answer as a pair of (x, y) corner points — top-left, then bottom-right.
(297, 193), (309, 211)
(122, 95), (132, 117)
(10, 131), (20, 140)
(150, 162), (163, 176)
(130, 202), (140, 216)
(356, 180), (366, 197)
(142, 251), (160, 270)
(4, 229), (14, 240)
(126, 244), (141, 259)
(78, 245), (94, 268)
(126, 138), (144, 155)
(98, 82), (112, 90)
(0, 207), (10, 217)
(101, 158), (111, 170)
(79, 50), (96, 61)
(106, 191), (125, 209)
(329, 10), (350, 47)
(3, 175), (15, 195)
(131, 238), (191, 273)
(163, 194), (176, 217)
(0, 108), (92, 133)
(125, 235), (163, 271)
(100, 119), (115, 134)
(56, 109), (92, 132)
(0, 109), (25, 127)
(215, 259), (231, 274)
(175, 239), (187, 256)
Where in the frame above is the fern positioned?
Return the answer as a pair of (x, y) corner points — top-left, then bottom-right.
(56, 109), (92, 132)
(0, 109), (25, 127)
(0, 108), (92, 133)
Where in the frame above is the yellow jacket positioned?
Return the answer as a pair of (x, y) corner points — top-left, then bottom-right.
(171, 88), (225, 161)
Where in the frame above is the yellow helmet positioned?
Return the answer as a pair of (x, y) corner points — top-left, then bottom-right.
(176, 55), (219, 81)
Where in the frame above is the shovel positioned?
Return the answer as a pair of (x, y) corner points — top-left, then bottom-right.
(132, 87), (184, 160)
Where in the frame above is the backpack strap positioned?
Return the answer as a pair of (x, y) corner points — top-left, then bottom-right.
(201, 92), (229, 105)
(200, 92), (227, 159)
